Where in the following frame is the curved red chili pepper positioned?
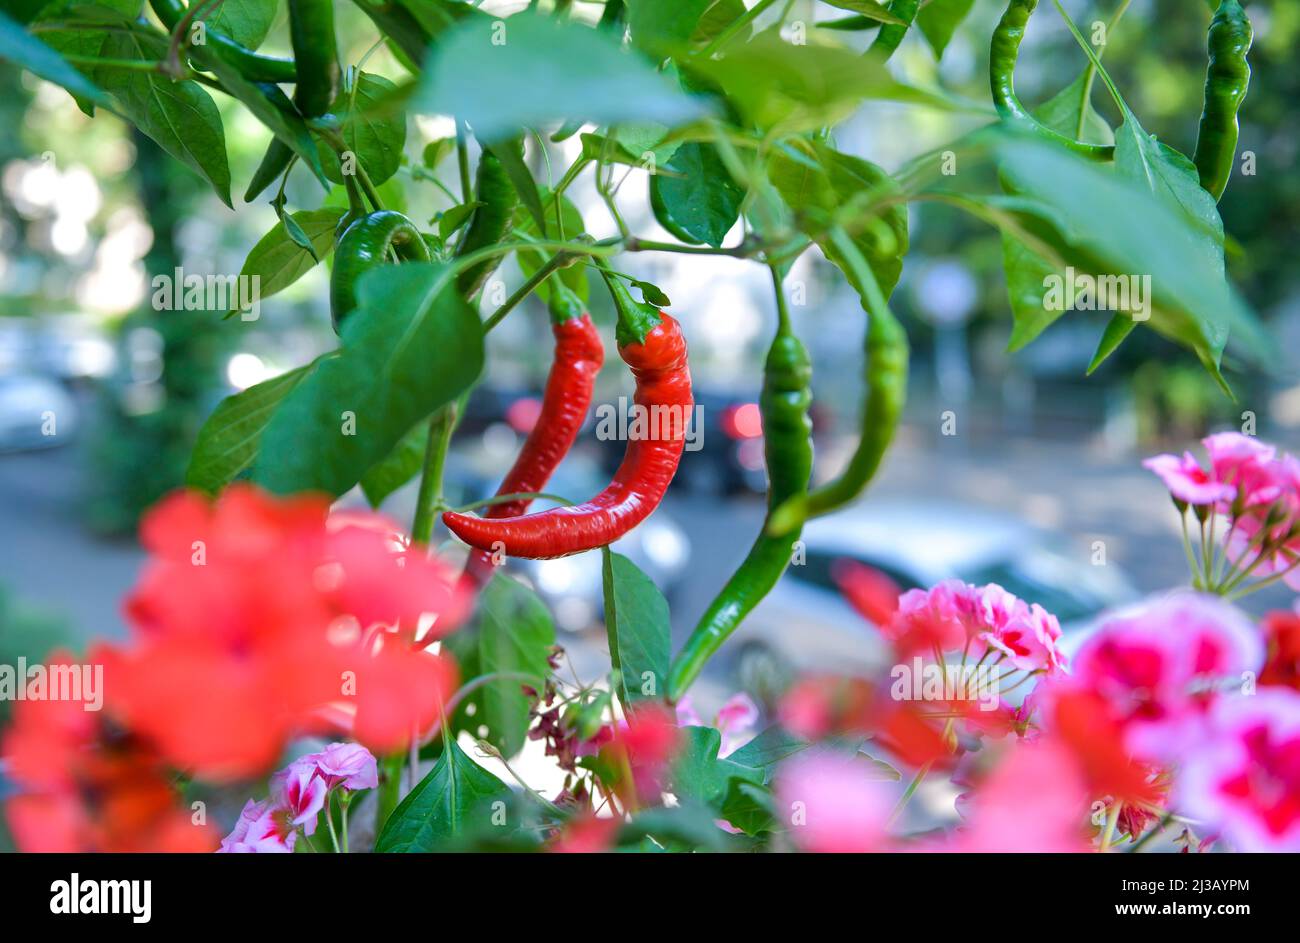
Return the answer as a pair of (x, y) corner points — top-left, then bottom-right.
(444, 312), (691, 560)
(464, 311), (604, 583)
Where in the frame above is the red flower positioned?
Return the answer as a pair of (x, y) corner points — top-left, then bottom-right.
(1260, 610), (1300, 690)
(597, 704), (680, 807)
(832, 559), (901, 627)
(102, 485), (469, 779)
(548, 814), (621, 853)
(2, 666), (216, 853)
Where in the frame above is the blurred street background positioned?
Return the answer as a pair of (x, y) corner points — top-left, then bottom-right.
(2, 0), (1299, 704)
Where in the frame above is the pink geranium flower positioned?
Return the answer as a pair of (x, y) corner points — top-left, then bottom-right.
(270, 761), (328, 835)
(775, 753), (891, 853)
(676, 693), (760, 757)
(1178, 689), (1300, 852)
(1203, 432), (1276, 502)
(1142, 452), (1236, 506)
(310, 741), (379, 791)
(1072, 593), (1262, 762)
(217, 799), (297, 854)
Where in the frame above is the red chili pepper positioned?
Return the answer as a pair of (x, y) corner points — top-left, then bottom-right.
(444, 303), (690, 561)
(464, 289), (604, 582)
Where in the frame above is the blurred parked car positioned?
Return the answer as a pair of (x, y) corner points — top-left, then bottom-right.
(723, 501), (1140, 704)
(0, 373), (76, 451)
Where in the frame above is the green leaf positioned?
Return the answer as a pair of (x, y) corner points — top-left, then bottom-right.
(988, 133), (1269, 377)
(724, 724), (809, 777)
(600, 550), (671, 707)
(999, 72), (1114, 352)
(437, 202), (480, 240)
(618, 802), (739, 852)
(670, 726), (764, 808)
(413, 13), (706, 141)
(769, 139), (908, 300)
(185, 365), (314, 494)
(375, 736), (511, 852)
(231, 208), (346, 314)
(719, 779), (776, 835)
(692, 0), (748, 45)
(318, 71), (408, 187)
(821, 0), (905, 25)
(186, 42), (328, 186)
(359, 421), (427, 507)
(443, 573), (556, 759)
(1087, 312), (1138, 374)
(626, 0), (714, 54)
(200, 0), (275, 49)
(1032, 72), (1115, 149)
(690, 28), (969, 132)
(90, 31), (232, 206)
(0, 10), (110, 108)
(423, 136), (455, 168)
(649, 142), (744, 248)
(512, 187), (588, 305)
(254, 263), (484, 497)
(915, 0), (975, 59)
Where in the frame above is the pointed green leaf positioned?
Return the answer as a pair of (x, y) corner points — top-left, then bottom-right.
(375, 737), (511, 852)
(185, 365), (315, 494)
(231, 208), (346, 315)
(601, 550), (671, 707)
(443, 572), (556, 759)
(254, 263), (484, 497)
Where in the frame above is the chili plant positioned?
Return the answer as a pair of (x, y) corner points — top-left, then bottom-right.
(0, 0), (1291, 855)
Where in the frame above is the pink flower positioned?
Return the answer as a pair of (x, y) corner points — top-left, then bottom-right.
(943, 739), (1090, 853)
(1178, 689), (1300, 852)
(715, 693), (760, 757)
(1142, 452), (1236, 506)
(1203, 432), (1276, 503)
(889, 580), (982, 654)
(217, 799), (296, 853)
(676, 693), (760, 757)
(889, 581), (1067, 676)
(1073, 593), (1262, 762)
(270, 761), (328, 835)
(310, 741), (379, 791)
(774, 753), (890, 853)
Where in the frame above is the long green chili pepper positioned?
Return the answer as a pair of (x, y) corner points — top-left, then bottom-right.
(867, 0), (918, 62)
(667, 268), (813, 700)
(768, 230), (907, 536)
(287, 0), (340, 119)
(455, 149), (520, 300)
(330, 210), (431, 332)
(990, 0), (1114, 161)
(1193, 0), (1252, 202)
(148, 0), (297, 83)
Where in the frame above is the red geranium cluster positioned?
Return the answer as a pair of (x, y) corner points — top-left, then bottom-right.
(3, 485), (470, 851)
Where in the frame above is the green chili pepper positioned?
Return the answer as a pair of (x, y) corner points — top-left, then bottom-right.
(287, 0), (340, 119)
(867, 0), (918, 62)
(148, 0), (296, 83)
(668, 267), (813, 701)
(455, 149), (520, 300)
(768, 230), (907, 536)
(330, 210), (431, 332)
(990, 0), (1113, 161)
(1193, 0), (1252, 202)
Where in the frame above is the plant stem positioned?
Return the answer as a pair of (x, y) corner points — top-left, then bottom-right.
(1127, 812), (1172, 853)
(1099, 801), (1122, 852)
(699, 0), (778, 56)
(886, 760), (932, 829)
(483, 252), (570, 332)
(625, 237), (750, 257)
(63, 56), (167, 72)
(411, 404), (458, 546)
(374, 754), (403, 837)
(456, 120), (473, 201)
